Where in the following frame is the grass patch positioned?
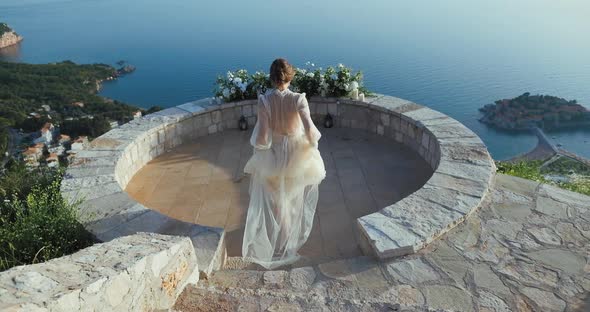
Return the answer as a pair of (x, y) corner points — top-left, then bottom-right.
(496, 159), (590, 196)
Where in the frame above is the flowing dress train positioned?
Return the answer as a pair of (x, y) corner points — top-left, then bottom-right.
(242, 88), (326, 269)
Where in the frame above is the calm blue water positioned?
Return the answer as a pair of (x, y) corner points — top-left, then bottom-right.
(2, 0), (589, 159)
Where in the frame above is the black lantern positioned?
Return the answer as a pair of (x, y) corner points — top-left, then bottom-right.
(238, 115), (248, 131)
(324, 113), (334, 128)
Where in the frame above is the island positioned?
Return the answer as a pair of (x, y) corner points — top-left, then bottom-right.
(0, 23), (23, 49)
(479, 92), (590, 130)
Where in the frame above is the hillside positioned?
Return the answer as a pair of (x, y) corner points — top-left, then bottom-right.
(0, 61), (144, 156)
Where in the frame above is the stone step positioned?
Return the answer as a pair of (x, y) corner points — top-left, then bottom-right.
(179, 256), (423, 311)
(200, 264), (318, 294)
(174, 280), (406, 312)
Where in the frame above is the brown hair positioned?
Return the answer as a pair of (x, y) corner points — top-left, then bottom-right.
(269, 58), (295, 86)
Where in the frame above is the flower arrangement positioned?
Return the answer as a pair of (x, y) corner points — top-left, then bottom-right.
(214, 62), (370, 102)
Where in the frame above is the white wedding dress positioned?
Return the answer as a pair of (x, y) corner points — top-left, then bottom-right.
(242, 88), (326, 269)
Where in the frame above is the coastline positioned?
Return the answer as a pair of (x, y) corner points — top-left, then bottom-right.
(0, 31), (22, 49)
(507, 127), (590, 165)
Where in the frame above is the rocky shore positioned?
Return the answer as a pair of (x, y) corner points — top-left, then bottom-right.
(0, 23), (23, 49)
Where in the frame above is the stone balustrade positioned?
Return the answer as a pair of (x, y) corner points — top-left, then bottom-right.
(0, 233), (198, 312)
(59, 93), (495, 271)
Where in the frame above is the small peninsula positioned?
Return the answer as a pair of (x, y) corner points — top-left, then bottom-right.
(479, 92), (590, 130)
(0, 23), (23, 49)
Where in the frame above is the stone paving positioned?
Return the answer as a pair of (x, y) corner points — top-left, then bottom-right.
(173, 174), (590, 312)
(126, 128), (433, 265)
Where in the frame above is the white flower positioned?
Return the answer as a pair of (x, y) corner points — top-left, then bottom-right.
(306, 72), (314, 78)
(338, 63), (344, 68)
(344, 83), (351, 91)
(227, 71), (234, 79)
(330, 74), (338, 80)
(351, 81), (359, 90)
(233, 77), (242, 85)
(222, 88), (230, 98)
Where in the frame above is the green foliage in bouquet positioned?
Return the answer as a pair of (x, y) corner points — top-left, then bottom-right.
(214, 63), (370, 102)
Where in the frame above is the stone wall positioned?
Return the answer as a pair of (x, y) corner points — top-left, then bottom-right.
(285, 95), (496, 259)
(0, 233), (198, 312)
(59, 94), (495, 271)
(307, 96), (442, 171)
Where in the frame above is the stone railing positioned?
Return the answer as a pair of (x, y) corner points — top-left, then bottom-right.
(0, 233), (198, 312)
(59, 93), (495, 271)
(306, 95), (496, 258)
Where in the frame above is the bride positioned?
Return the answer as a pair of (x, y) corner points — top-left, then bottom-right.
(242, 58), (326, 269)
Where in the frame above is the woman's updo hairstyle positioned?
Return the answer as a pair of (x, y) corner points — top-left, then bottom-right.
(269, 58), (295, 87)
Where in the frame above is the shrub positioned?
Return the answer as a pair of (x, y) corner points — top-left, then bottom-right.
(496, 160), (590, 196)
(496, 160), (545, 182)
(0, 166), (94, 271)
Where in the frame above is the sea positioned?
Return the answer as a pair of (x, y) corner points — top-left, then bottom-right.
(1, 0), (589, 160)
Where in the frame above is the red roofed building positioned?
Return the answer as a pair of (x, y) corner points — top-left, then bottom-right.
(33, 122), (55, 145)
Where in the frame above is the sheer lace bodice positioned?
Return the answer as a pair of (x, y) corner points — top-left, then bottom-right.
(251, 89), (322, 150)
(243, 88), (326, 269)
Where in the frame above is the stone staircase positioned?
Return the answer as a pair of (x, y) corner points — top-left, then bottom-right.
(173, 256), (411, 312)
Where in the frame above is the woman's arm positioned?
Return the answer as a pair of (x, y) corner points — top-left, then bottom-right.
(297, 94), (321, 146)
(250, 96), (272, 149)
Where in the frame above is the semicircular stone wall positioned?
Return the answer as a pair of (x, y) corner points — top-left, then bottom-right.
(60, 94), (495, 274)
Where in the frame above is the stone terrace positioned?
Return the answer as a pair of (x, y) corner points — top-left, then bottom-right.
(125, 128), (433, 265)
(174, 174), (590, 312)
(2, 93), (586, 311)
(54, 94), (497, 278)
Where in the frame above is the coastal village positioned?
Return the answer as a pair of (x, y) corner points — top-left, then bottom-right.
(479, 92), (590, 130)
(1, 22), (141, 170)
(13, 103), (142, 169)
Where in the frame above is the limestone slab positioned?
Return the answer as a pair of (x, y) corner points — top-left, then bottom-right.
(527, 249), (586, 275)
(0, 233), (197, 312)
(402, 107), (448, 122)
(177, 100), (209, 114)
(380, 195), (464, 242)
(436, 159), (494, 184)
(427, 122), (478, 139)
(369, 96), (421, 113)
(423, 285), (474, 312)
(289, 267), (316, 290)
(74, 182), (123, 201)
(384, 258), (440, 285)
(144, 107), (192, 123)
(519, 286), (566, 312)
(426, 172), (488, 198)
(357, 214), (423, 258)
(439, 142), (493, 167)
(413, 184), (483, 215)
